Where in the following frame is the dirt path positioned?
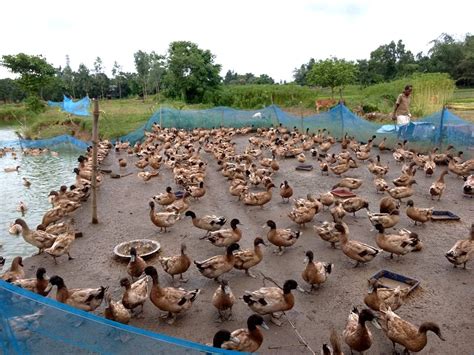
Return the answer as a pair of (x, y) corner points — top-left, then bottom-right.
(23, 134), (474, 354)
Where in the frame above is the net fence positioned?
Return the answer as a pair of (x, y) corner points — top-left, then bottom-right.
(1, 104), (472, 158)
(0, 280), (241, 354)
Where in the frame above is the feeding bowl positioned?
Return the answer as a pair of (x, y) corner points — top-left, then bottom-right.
(330, 188), (356, 198)
(113, 239), (160, 259)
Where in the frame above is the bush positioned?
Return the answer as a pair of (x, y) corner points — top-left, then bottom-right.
(24, 96), (46, 113)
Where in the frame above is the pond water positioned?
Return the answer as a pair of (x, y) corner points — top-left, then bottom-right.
(0, 128), (82, 267)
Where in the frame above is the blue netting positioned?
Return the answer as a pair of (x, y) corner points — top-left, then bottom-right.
(0, 135), (89, 150)
(0, 281), (240, 354)
(48, 96), (91, 117)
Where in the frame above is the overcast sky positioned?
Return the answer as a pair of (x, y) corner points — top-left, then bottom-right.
(1, 0), (472, 82)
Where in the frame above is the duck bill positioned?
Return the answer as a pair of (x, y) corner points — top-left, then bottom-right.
(303, 256), (309, 264)
(130, 255), (136, 263)
(230, 336), (240, 344)
(367, 284), (374, 293)
(44, 283), (53, 294)
(261, 321), (270, 330)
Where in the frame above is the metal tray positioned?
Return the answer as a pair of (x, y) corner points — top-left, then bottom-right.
(295, 164), (313, 171)
(369, 269), (420, 294)
(330, 188), (356, 198)
(431, 210), (460, 221)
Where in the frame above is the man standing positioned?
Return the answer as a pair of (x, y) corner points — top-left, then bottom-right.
(393, 85), (413, 124)
(392, 85), (412, 137)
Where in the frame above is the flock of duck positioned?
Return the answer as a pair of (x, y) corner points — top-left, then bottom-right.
(1, 123), (473, 354)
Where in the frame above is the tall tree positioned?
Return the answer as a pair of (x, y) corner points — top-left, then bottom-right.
(162, 41), (222, 103)
(293, 58), (315, 85)
(134, 50), (152, 100)
(93, 57), (108, 99)
(307, 58), (357, 97)
(111, 61), (123, 98)
(149, 52), (166, 94)
(74, 63), (92, 97)
(62, 55), (75, 98)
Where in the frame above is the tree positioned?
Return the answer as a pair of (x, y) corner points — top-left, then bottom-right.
(293, 58), (315, 85)
(1, 53), (55, 97)
(149, 52), (166, 94)
(111, 61), (123, 98)
(162, 41), (222, 103)
(93, 57), (108, 99)
(62, 55), (75, 98)
(306, 58), (357, 97)
(74, 63), (92, 97)
(134, 50), (152, 100)
(0, 78), (25, 103)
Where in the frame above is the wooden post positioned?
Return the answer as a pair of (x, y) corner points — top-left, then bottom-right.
(91, 99), (99, 224)
(159, 105), (163, 128)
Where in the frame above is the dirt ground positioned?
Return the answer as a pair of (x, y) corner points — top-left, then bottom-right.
(23, 134), (474, 354)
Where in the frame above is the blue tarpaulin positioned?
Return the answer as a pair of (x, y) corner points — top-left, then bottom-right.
(48, 95), (91, 117)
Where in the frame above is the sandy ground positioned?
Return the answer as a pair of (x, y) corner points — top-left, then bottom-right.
(23, 134), (474, 354)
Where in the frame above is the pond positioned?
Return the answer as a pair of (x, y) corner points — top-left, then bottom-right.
(0, 128), (83, 267)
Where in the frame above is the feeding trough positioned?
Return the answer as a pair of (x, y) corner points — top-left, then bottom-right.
(431, 210), (460, 221)
(113, 239), (161, 260)
(295, 164), (313, 171)
(330, 188), (356, 199)
(369, 269), (420, 295)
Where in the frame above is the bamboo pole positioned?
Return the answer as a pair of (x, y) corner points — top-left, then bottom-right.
(91, 99), (99, 224)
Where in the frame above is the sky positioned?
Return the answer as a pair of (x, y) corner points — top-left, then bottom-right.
(1, 0), (472, 82)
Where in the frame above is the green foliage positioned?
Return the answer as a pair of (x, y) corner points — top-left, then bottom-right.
(162, 41), (221, 103)
(24, 95), (45, 113)
(1, 53), (55, 95)
(223, 71), (275, 85)
(0, 78), (25, 103)
(306, 58), (358, 97)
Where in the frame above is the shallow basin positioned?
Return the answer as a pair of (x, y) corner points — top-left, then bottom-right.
(113, 239), (161, 259)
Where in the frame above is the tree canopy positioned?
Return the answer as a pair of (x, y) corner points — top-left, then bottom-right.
(306, 58), (358, 97)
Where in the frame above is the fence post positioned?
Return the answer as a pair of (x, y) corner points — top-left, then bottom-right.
(91, 99), (99, 224)
(159, 105), (162, 128)
(438, 105), (446, 149)
(339, 103), (344, 141)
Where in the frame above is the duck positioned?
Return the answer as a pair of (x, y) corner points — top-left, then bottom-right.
(463, 175), (474, 196)
(4, 165), (20, 172)
(120, 277), (148, 314)
(16, 201), (28, 215)
(288, 204), (317, 227)
(241, 183), (275, 208)
(186, 181), (206, 199)
(406, 200), (433, 225)
(364, 279), (409, 312)
(333, 178), (363, 191)
(158, 243), (191, 283)
(149, 201), (180, 232)
(233, 237), (266, 278)
(367, 156), (389, 176)
(343, 307), (379, 354)
(342, 197), (369, 217)
(336, 223), (380, 267)
(379, 196), (400, 214)
(374, 224), (420, 258)
(374, 176), (389, 193)
(194, 243), (240, 281)
(424, 154), (436, 176)
(429, 170), (448, 200)
(387, 180), (417, 201)
(279, 181), (293, 203)
(322, 329), (344, 355)
(14, 218), (57, 254)
(318, 158), (329, 175)
(127, 247), (147, 280)
(367, 209), (400, 229)
(1, 256), (25, 282)
(221, 315), (269, 352)
(9, 222), (22, 235)
(22, 177), (31, 188)
(0, 256), (5, 269)
(185, 211), (226, 236)
(152, 186), (176, 206)
(211, 330), (239, 348)
(12, 267), (50, 296)
(319, 192), (335, 209)
(118, 158), (127, 169)
(137, 170), (159, 182)
(330, 200), (346, 223)
(379, 308), (445, 353)
(48, 276), (106, 312)
(212, 279), (236, 321)
(164, 193), (190, 213)
(301, 251), (333, 292)
(330, 159), (353, 176)
(144, 266), (200, 324)
(392, 163), (417, 187)
(314, 221), (348, 249)
(44, 231), (75, 264)
(445, 223), (474, 269)
(207, 219), (242, 246)
(264, 220), (300, 255)
(104, 293), (131, 324)
(243, 279), (298, 326)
